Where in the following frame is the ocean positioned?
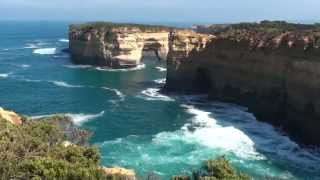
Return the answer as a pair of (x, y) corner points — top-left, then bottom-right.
(0, 21), (320, 179)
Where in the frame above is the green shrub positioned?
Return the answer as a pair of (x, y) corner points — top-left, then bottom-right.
(202, 157), (250, 180)
(172, 156), (250, 180)
(0, 116), (106, 180)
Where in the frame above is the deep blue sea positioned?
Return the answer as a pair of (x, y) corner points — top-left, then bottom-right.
(0, 21), (320, 179)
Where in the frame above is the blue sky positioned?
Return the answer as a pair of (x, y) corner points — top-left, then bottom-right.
(0, 0), (319, 23)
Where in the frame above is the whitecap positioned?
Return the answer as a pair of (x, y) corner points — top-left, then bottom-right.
(63, 65), (93, 69)
(32, 111), (105, 126)
(96, 64), (146, 72)
(101, 87), (125, 101)
(154, 78), (166, 84)
(33, 48), (56, 55)
(178, 104), (263, 160)
(23, 78), (42, 83)
(0, 73), (10, 78)
(19, 64), (30, 68)
(66, 111), (105, 126)
(24, 43), (38, 49)
(139, 88), (174, 101)
(155, 66), (167, 72)
(50, 81), (83, 88)
(59, 39), (69, 43)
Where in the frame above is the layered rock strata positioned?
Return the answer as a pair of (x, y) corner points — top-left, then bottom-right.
(166, 22), (320, 146)
(69, 22), (212, 68)
(69, 23), (169, 67)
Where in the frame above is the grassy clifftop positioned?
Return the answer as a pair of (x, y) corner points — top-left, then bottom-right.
(196, 21), (320, 35)
(70, 22), (174, 32)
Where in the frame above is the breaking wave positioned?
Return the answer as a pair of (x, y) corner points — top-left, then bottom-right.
(155, 66), (167, 72)
(50, 81), (84, 88)
(59, 39), (69, 43)
(101, 87), (125, 101)
(139, 88), (174, 101)
(154, 78), (166, 84)
(24, 43), (38, 49)
(96, 64), (146, 72)
(179, 104), (262, 159)
(0, 73), (11, 78)
(32, 111), (105, 126)
(66, 111), (105, 126)
(33, 48), (56, 55)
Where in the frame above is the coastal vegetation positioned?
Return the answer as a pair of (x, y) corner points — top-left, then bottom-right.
(0, 110), (251, 180)
(0, 115), (106, 179)
(172, 157), (250, 180)
(70, 22), (174, 32)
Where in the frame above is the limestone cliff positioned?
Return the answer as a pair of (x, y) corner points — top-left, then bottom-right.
(166, 21), (320, 146)
(69, 22), (212, 68)
(69, 23), (170, 67)
(0, 107), (22, 125)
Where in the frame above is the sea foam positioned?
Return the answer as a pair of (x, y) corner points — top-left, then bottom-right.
(0, 72), (12, 78)
(50, 81), (83, 88)
(32, 111), (105, 126)
(66, 111), (105, 126)
(102, 87), (125, 101)
(59, 39), (69, 43)
(96, 64), (146, 72)
(33, 48), (56, 55)
(155, 66), (167, 72)
(154, 78), (166, 84)
(139, 88), (174, 101)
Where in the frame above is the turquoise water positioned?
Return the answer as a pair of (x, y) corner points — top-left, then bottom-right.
(1, 22), (320, 180)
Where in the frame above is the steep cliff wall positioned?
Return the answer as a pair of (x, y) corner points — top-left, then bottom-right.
(166, 23), (320, 145)
(69, 23), (173, 67)
(69, 22), (212, 68)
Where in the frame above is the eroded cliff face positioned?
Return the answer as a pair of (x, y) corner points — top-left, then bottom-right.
(69, 23), (212, 68)
(166, 26), (320, 145)
(69, 23), (172, 67)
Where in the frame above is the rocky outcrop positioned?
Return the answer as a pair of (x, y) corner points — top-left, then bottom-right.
(0, 107), (22, 125)
(166, 22), (320, 146)
(101, 166), (136, 180)
(69, 22), (213, 68)
(69, 23), (169, 67)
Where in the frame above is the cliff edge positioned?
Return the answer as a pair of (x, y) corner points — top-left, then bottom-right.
(166, 21), (320, 146)
(69, 22), (212, 68)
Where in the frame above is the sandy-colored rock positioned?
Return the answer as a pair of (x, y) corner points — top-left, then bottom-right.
(0, 107), (22, 126)
(101, 166), (136, 180)
(61, 141), (73, 147)
(69, 23), (213, 68)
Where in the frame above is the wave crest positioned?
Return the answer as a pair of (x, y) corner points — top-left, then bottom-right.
(155, 66), (167, 72)
(50, 81), (83, 88)
(139, 88), (174, 101)
(96, 64), (146, 72)
(66, 111), (105, 126)
(59, 39), (69, 43)
(33, 48), (56, 55)
(154, 78), (166, 84)
(0, 72), (12, 78)
(32, 111), (105, 126)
